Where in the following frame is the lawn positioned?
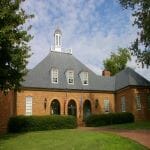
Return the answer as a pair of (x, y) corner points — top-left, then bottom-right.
(0, 129), (148, 150)
(106, 121), (150, 130)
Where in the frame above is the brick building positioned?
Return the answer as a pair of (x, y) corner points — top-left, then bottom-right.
(0, 28), (150, 133)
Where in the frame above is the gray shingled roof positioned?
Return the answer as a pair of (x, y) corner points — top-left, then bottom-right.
(22, 52), (150, 91)
(115, 67), (150, 90)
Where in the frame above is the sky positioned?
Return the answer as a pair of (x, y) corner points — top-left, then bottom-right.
(22, 0), (150, 80)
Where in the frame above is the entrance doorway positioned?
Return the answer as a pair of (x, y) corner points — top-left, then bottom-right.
(68, 100), (77, 117)
(50, 99), (60, 115)
(83, 100), (91, 121)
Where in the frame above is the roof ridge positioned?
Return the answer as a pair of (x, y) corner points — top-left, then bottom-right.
(50, 51), (72, 55)
(127, 67), (130, 86)
(113, 67), (127, 90)
(128, 67), (150, 82)
(71, 55), (98, 76)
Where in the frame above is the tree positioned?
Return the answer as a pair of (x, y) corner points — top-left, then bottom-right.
(0, 0), (33, 93)
(103, 48), (131, 75)
(118, 0), (150, 68)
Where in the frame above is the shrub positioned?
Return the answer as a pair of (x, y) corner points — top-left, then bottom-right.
(85, 112), (134, 127)
(8, 115), (77, 133)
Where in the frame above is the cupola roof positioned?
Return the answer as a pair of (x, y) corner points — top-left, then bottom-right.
(54, 28), (62, 35)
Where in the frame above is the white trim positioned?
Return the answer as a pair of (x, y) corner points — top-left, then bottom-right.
(56, 35), (58, 46)
(25, 96), (32, 116)
(66, 70), (74, 85)
(121, 96), (126, 112)
(136, 95), (141, 110)
(104, 99), (110, 113)
(80, 72), (88, 85)
(51, 68), (58, 84)
(54, 33), (62, 52)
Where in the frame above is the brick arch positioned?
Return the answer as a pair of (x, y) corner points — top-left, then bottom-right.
(50, 99), (60, 115)
(83, 99), (92, 121)
(67, 99), (77, 117)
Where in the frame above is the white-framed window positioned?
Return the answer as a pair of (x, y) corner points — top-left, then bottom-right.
(121, 96), (126, 112)
(80, 72), (88, 85)
(25, 96), (32, 116)
(59, 36), (61, 46)
(136, 95), (141, 110)
(55, 35), (58, 46)
(66, 70), (74, 84)
(104, 99), (109, 112)
(51, 68), (58, 84)
(148, 95), (150, 110)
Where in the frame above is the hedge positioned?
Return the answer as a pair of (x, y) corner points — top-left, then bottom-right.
(8, 115), (77, 133)
(85, 112), (134, 127)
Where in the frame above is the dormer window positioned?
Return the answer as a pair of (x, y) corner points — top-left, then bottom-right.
(51, 68), (58, 84)
(66, 70), (74, 84)
(80, 72), (88, 85)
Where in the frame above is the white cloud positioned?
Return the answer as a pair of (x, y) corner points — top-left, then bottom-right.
(22, 0), (150, 81)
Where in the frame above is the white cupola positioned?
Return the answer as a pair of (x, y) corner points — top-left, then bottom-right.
(54, 28), (62, 52)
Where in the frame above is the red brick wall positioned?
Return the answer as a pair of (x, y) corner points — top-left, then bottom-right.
(16, 89), (115, 124)
(0, 91), (15, 134)
(1, 86), (149, 133)
(17, 87), (150, 122)
(115, 87), (150, 121)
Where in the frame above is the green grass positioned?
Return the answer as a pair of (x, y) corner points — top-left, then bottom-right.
(0, 129), (148, 150)
(107, 121), (150, 130)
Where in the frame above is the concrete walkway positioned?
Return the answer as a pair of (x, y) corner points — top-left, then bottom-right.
(78, 127), (150, 149)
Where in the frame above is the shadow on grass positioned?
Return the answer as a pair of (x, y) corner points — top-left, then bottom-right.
(0, 132), (26, 142)
(107, 121), (150, 130)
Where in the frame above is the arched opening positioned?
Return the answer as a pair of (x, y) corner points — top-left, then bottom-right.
(68, 100), (77, 117)
(50, 99), (60, 115)
(83, 100), (91, 121)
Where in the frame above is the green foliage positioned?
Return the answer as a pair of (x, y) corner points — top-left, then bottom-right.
(0, 0), (33, 93)
(8, 115), (77, 133)
(85, 112), (134, 127)
(108, 121), (150, 130)
(118, 0), (150, 68)
(103, 48), (131, 75)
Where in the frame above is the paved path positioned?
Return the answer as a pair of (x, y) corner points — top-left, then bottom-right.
(116, 130), (150, 149)
(78, 127), (150, 149)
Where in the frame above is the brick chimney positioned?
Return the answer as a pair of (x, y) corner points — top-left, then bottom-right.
(102, 70), (111, 77)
